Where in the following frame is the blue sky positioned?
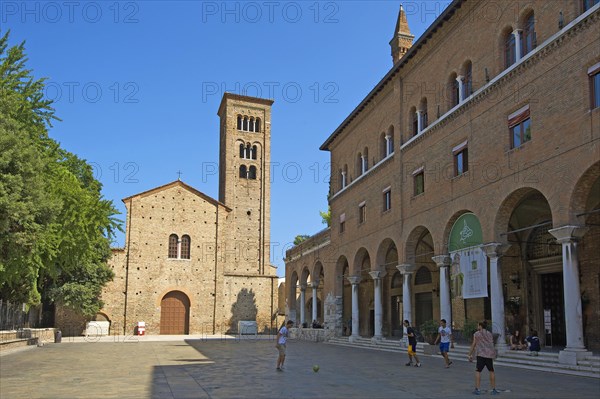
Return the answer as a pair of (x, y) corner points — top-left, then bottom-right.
(2, 0), (450, 276)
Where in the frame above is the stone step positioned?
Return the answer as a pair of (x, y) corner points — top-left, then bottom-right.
(325, 337), (599, 378)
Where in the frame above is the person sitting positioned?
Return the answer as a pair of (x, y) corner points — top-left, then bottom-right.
(526, 330), (541, 356)
(510, 330), (527, 350)
(312, 319), (321, 329)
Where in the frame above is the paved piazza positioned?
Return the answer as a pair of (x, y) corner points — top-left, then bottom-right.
(1, 337), (599, 399)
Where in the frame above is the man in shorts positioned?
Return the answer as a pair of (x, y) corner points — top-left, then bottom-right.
(434, 319), (453, 368)
(468, 320), (499, 395)
(404, 320), (421, 367)
(276, 320), (293, 371)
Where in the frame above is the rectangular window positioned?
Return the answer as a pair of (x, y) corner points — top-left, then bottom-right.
(454, 147), (469, 176)
(339, 213), (346, 233)
(508, 105), (531, 149)
(414, 172), (424, 196)
(589, 63), (600, 109)
(383, 189), (391, 212)
(358, 203), (366, 224)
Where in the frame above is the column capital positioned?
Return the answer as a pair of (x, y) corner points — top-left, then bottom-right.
(311, 280), (320, 288)
(397, 264), (416, 274)
(347, 275), (361, 285)
(482, 242), (506, 258)
(512, 28), (523, 35)
(369, 270), (387, 280)
(431, 255), (451, 268)
(300, 283), (307, 291)
(548, 225), (588, 243)
(456, 75), (465, 82)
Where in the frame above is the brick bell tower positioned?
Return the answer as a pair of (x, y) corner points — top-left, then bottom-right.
(390, 4), (414, 64)
(217, 93), (274, 276)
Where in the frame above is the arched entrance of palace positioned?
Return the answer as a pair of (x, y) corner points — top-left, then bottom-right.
(160, 291), (190, 335)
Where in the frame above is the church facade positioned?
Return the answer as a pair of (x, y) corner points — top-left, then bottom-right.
(285, 0), (600, 364)
(98, 93), (279, 335)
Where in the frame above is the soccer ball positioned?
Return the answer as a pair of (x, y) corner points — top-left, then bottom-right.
(313, 365), (320, 373)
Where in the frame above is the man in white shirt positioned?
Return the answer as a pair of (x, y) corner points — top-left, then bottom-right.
(434, 319), (453, 368)
(276, 320), (294, 371)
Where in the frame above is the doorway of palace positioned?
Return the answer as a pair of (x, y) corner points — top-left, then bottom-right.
(540, 272), (566, 347)
(415, 292), (433, 330)
(160, 291), (190, 335)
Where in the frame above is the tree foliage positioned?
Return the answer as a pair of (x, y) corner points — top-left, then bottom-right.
(293, 235), (310, 246)
(320, 207), (331, 227)
(0, 31), (122, 316)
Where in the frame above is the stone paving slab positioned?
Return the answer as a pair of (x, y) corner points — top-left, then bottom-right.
(1, 338), (599, 399)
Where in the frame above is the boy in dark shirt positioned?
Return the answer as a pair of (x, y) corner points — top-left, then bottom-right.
(526, 330), (541, 356)
(404, 320), (422, 367)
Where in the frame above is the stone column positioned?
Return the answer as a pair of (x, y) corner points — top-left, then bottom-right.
(512, 29), (522, 61)
(347, 276), (361, 342)
(482, 243), (508, 352)
(456, 75), (465, 102)
(549, 226), (591, 364)
(432, 255), (452, 329)
(397, 264), (416, 324)
(300, 284), (307, 327)
(369, 271), (387, 341)
(416, 110), (423, 134)
(311, 280), (319, 324)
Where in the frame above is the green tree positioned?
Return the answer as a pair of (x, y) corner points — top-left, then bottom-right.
(320, 206), (331, 227)
(0, 31), (121, 316)
(293, 235), (310, 246)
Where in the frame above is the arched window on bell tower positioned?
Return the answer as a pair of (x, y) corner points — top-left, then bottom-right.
(248, 165), (257, 180)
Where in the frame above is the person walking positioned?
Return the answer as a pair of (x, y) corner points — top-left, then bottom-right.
(468, 320), (499, 395)
(276, 320), (293, 371)
(434, 319), (453, 368)
(404, 320), (421, 367)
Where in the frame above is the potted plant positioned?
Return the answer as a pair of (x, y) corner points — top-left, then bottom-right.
(419, 319), (439, 354)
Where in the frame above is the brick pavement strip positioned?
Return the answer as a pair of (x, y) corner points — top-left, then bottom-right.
(1, 339), (599, 399)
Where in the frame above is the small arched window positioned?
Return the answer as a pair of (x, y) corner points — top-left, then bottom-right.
(248, 166), (257, 180)
(504, 29), (516, 69)
(168, 234), (178, 258)
(237, 115), (242, 130)
(243, 116), (248, 131)
(239, 143), (246, 159)
(362, 147), (369, 172)
(410, 107), (418, 136)
(463, 61), (473, 98)
(380, 132), (387, 160)
(249, 117), (255, 132)
(356, 153), (363, 176)
(522, 12), (536, 56)
(414, 266), (432, 285)
(181, 235), (191, 259)
(251, 145), (258, 160)
(448, 72), (459, 108)
(256, 118), (261, 132)
(239, 165), (247, 179)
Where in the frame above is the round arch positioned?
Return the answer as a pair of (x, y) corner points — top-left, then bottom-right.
(160, 290), (190, 335)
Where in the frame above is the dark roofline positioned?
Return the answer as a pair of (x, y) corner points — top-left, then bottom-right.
(320, 0), (463, 151)
(217, 92), (274, 116)
(121, 180), (232, 211)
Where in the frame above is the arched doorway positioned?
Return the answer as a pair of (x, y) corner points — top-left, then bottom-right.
(160, 291), (190, 335)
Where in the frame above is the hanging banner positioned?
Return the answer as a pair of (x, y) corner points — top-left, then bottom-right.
(448, 213), (488, 299)
(452, 247), (488, 299)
